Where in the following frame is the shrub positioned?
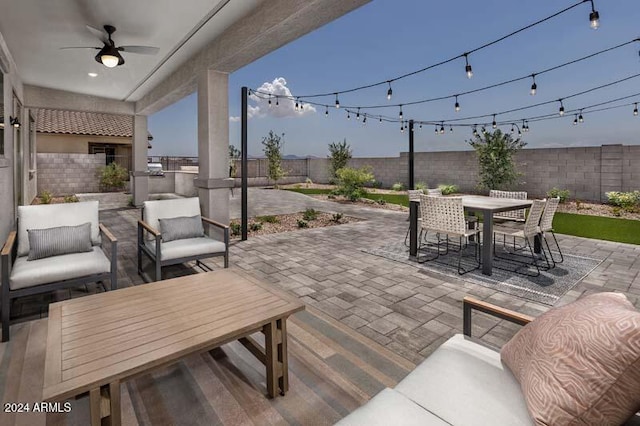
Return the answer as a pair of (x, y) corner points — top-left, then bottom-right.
(376, 198), (386, 205)
(328, 139), (352, 182)
(257, 215), (279, 224)
(230, 222), (241, 236)
(331, 213), (343, 223)
(335, 166), (375, 201)
(99, 162), (128, 190)
(250, 222), (263, 231)
(40, 190), (53, 204)
(64, 195), (79, 203)
(438, 184), (459, 195)
(391, 182), (405, 191)
(606, 191), (640, 211)
(297, 219), (308, 228)
(612, 206), (622, 217)
(305, 177), (313, 185)
(547, 187), (570, 203)
(415, 182), (428, 191)
(302, 208), (319, 221)
(469, 129), (526, 190)
(127, 196), (135, 207)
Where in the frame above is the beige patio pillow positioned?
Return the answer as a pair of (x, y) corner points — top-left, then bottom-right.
(501, 292), (640, 426)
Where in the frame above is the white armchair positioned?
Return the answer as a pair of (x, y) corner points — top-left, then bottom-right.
(137, 197), (229, 282)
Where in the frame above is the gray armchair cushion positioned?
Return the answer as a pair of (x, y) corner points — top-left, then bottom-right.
(10, 247), (111, 290)
(146, 237), (226, 262)
(143, 197), (201, 240)
(159, 215), (204, 242)
(27, 222), (92, 261)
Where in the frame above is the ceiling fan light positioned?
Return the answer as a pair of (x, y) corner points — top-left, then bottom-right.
(101, 55), (120, 67)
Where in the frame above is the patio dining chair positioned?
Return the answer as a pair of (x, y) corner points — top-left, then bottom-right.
(404, 190), (424, 247)
(417, 194), (481, 275)
(137, 197), (229, 282)
(490, 190), (527, 222)
(538, 197), (564, 266)
(492, 199), (549, 277)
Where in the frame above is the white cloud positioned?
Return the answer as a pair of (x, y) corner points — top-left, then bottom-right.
(229, 77), (316, 122)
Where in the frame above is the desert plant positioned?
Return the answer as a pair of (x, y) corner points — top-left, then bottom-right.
(328, 139), (352, 182)
(334, 166), (375, 201)
(468, 129), (526, 191)
(99, 162), (128, 191)
(40, 190), (53, 204)
(250, 222), (263, 231)
(612, 206), (622, 217)
(438, 184), (459, 195)
(302, 208), (319, 221)
(305, 177), (313, 186)
(64, 195), (79, 203)
(606, 191), (640, 212)
(331, 213), (343, 223)
(262, 130), (286, 188)
(297, 219), (309, 228)
(257, 215), (279, 224)
(391, 182), (405, 191)
(230, 222), (241, 236)
(415, 182), (428, 191)
(376, 198), (387, 205)
(547, 187), (570, 203)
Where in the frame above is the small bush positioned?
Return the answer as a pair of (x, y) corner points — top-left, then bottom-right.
(335, 166), (375, 201)
(303, 208), (319, 221)
(415, 182), (428, 191)
(257, 215), (279, 224)
(250, 222), (263, 231)
(230, 222), (241, 236)
(40, 190), (53, 204)
(547, 187), (570, 203)
(606, 191), (640, 211)
(99, 162), (128, 190)
(305, 177), (313, 185)
(376, 198), (386, 205)
(391, 182), (405, 191)
(438, 184), (459, 195)
(64, 195), (79, 203)
(297, 219), (308, 228)
(332, 213), (343, 223)
(612, 206), (622, 217)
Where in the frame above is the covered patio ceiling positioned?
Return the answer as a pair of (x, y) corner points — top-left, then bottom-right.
(0, 0), (370, 112)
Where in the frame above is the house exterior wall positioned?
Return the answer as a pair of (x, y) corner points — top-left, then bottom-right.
(37, 133), (131, 153)
(37, 153), (105, 195)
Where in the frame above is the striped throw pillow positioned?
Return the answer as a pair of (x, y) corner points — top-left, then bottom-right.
(27, 222), (93, 261)
(159, 215), (204, 242)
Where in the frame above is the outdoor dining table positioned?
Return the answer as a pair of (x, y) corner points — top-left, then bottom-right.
(409, 195), (534, 276)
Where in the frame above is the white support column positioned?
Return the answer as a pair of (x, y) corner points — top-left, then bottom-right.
(132, 115), (149, 206)
(195, 69), (232, 238)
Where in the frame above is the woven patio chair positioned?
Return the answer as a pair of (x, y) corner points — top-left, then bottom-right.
(538, 197), (563, 266)
(490, 190), (527, 222)
(492, 199), (549, 277)
(426, 188), (443, 196)
(417, 194), (481, 275)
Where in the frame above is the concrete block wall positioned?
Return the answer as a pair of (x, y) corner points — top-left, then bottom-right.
(622, 145), (640, 194)
(37, 153), (105, 195)
(402, 151), (479, 192)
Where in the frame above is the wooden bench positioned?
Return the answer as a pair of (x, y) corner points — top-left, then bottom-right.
(43, 269), (304, 425)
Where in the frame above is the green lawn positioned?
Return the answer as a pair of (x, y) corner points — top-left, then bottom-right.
(284, 188), (640, 245)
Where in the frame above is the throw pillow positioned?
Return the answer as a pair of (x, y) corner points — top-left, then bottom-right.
(158, 215), (204, 242)
(27, 222), (93, 261)
(501, 292), (640, 426)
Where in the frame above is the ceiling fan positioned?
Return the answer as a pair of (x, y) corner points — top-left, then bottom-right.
(61, 25), (159, 68)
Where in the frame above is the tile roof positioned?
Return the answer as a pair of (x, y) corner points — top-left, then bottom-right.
(34, 108), (135, 138)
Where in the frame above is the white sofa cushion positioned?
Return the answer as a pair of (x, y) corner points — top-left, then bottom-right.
(395, 334), (532, 426)
(145, 237), (226, 262)
(17, 201), (100, 257)
(10, 247), (111, 290)
(335, 388), (450, 426)
(143, 198), (201, 240)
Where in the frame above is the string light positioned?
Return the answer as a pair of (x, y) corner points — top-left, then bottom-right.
(347, 110), (351, 120)
(481, 126), (487, 134)
(325, 105), (329, 117)
(356, 108), (361, 120)
(379, 116), (383, 123)
(634, 103), (638, 116)
(299, 100), (304, 111)
(579, 110), (584, 123)
(573, 114), (578, 125)
(454, 95), (460, 112)
(335, 93), (340, 109)
(472, 126), (478, 137)
(434, 125), (439, 135)
(363, 114), (367, 125)
(387, 81), (393, 100)
(399, 105), (403, 120)
(464, 53), (473, 79)
(419, 123), (423, 129)
(449, 125), (454, 133)
(440, 123), (445, 134)
(294, 99), (299, 111)
(400, 121), (405, 133)
(589, 0), (600, 29)
(511, 124), (515, 134)
(530, 74), (537, 96)
(492, 114), (497, 129)
(276, 96), (279, 106)
(268, 96), (272, 107)
(558, 99), (565, 116)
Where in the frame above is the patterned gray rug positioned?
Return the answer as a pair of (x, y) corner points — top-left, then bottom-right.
(362, 241), (603, 305)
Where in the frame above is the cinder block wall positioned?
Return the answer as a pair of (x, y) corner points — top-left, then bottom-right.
(37, 153), (105, 195)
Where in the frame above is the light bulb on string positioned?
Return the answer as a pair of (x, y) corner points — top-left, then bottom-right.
(449, 125), (453, 133)
(454, 95), (460, 112)
(510, 124), (515, 134)
(356, 108), (360, 120)
(573, 115), (578, 125)
(335, 94), (340, 109)
(530, 74), (537, 96)
(325, 106), (329, 117)
(294, 100), (299, 111)
(379, 116), (382, 123)
(387, 81), (393, 100)
(579, 111), (584, 123)
(464, 53), (473, 79)
(525, 121), (530, 132)
(275, 97), (279, 107)
(347, 110), (351, 120)
(419, 123), (423, 129)
(472, 126), (478, 137)
(634, 103), (638, 116)
(363, 115), (367, 125)
(434, 125), (439, 135)
(518, 129), (522, 137)
(481, 126), (487, 134)
(492, 114), (497, 129)
(558, 99), (565, 116)
(299, 100), (304, 111)
(589, 1), (600, 29)
(439, 123), (445, 135)
(400, 122), (405, 133)
(399, 105), (403, 120)
(268, 96), (272, 107)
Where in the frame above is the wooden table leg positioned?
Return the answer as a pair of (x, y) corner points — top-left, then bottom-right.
(89, 382), (121, 426)
(277, 317), (289, 395)
(108, 381), (121, 426)
(90, 388), (101, 426)
(264, 321), (278, 398)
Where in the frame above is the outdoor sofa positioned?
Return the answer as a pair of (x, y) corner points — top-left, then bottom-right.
(1, 201), (117, 341)
(337, 293), (640, 426)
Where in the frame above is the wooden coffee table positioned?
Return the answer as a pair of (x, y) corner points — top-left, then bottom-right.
(42, 269), (305, 425)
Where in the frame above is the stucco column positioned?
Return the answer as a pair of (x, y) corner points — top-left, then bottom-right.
(195, 69), (233, 238)
(131, 114), (149, 206)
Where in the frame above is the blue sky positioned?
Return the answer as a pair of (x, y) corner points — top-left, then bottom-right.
(149, 0), (640, 158)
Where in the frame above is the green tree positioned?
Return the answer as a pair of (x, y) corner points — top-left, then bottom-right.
(468, 129), (526, 191)
(328, 139), (352, 182)
(261, 131), (286, 187)
(228, 144), (241, 177)
(335, 166), (375, 201)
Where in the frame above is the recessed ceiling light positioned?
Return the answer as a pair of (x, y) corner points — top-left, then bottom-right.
(88, 72), (98, 77)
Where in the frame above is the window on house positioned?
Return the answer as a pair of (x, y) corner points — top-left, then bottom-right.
(29, 112), (35, 170)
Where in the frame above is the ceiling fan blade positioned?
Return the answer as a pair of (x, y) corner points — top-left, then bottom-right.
(60, 46), (101, 50)
(118, 45), (159, 55)
(86, 24), (107, 43)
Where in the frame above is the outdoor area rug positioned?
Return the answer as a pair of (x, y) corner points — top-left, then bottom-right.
(362, 241), (603, 305)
